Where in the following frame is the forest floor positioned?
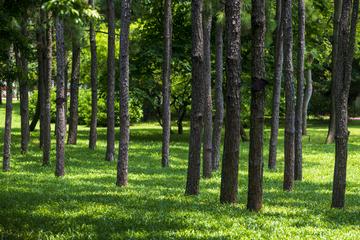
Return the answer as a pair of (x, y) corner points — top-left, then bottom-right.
(0, 103), (360, 239)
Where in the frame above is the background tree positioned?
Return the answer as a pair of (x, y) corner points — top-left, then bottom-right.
(302, 54), (313, 135)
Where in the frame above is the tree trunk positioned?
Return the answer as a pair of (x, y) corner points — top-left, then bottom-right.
(332, 0), (359, 209)
(220, 0), (241, 204)
(29, 93), (40, 131)
(240, 122), (248, 142)
(89, 0), (98, 150)
(247, 0), (266, 212)
(185, 0), (205, 196)
(282, 0), (295, 191)
(294, 0), (305, 181)
(302, 68), (312, 135)
(326, 0), (343, 145)
(37, 28), (45, 148)
(211, 11), (224, 172)
(202, 1), (213, 179)
(55, 16), (66, 177)
(67, 38), (81, 145)
(106, 0), (116, 162)
(162, 0), (172, 168)
(268, 0), (283, 170)
(177, 108), (186, 134)
(117, 0), (131, 187)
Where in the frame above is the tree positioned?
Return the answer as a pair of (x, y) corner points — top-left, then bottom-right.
(220, 0), (241, 203)
(185, 0), (204, 195)
(332, 0), (359, 208)
(247, 0), (266, 211)
(117, 0), (131, 187)
(268, 0), (283, 170)
(282, 0), (295, 191)
(211, 8), (224, 172)
(106, 0), (116, 161)
(302, 55), (313, 135)
(55, 16), (66, 177)
(89, 0), (98, 150)
(202, 0), (212, 178)
(161, 0), (172, 168)
(294, 0), (305, 181)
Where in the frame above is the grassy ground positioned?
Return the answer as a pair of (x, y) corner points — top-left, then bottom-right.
(0, 103), (359, 239)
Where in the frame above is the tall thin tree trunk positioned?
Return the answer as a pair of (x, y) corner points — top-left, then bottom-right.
(332, 0), (359, 209)
(29, 93), (40, 131)
(185, 0), (205, 196)
(212, 10), (224, 172)
(89, 0), (98, 150)
(161, 0), (172, 168)
(247, 0), (266, 212)
(202, 1), (213, 179)
(268, 0), (283, 170)
(117, 0), (131, 187)
(220, 0), (241, 204)
(106, 0), (116, 162)
(326, 0), (343, 144)
(37, 27), (45, 148)
(55, 16), (66, 177)
(282, 0), (295, 191)
(294, 0), (305, 181)
(302, 67), (313, 135)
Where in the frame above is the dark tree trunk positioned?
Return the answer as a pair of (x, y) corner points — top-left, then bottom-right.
(162, 0), (172, 167)
(177, 108), (186, 134)
(240, 122), (248, 142)
(55, 16), (66, 177)
(185, 0), (205, 196)
(282, 0), (295, 191)
(211, 11), (224, 172)
(29, 93), (40, 131)
(89, 0), (98, 150)
(106, 0), (116, 162)
(67, 38), (80, 145)
(294, 0), (305, 181)
(268, 0), (283, 170)
(247, 0), (266, 212)
(332, 0), (359, 209)
(117, 0), (131, 187)
(37, 28), (45, 148)
(202, 1), (212, 179)
(302, 68), (313, 135)
(326, 0), (343, 145)
(220, 0), (241, 204)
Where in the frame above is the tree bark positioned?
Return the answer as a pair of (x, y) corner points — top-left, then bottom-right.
(117, 0), (131, 187)
(55, 16), (66, 177)
(106, 0), (116, 162)
(67, 37), (81, 145)
(185, 0), (205, 196)
(268, 0), (283, 170)
(89, 0), (98, 150)
(29, 92), (40, 131)
(247, 0), (266, 212)
(202, 1), (213, 179)
(294, 0), (305, 181)
(332, 0), (359, 209)
(302, 68), (312, 135)
(211, 11), (224, 172)
(220, 0), (241, 204)
(161, 0), (172, 168)
(282, 0), (295, 191)
(37, 27), (45, 148)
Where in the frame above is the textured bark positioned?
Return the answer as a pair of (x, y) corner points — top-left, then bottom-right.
(89, 0), (98, 150)
(302, 68), (312, 135)
(67, 38), (80, 145)
(202, 1), (212, 178)
(268, 0), (283, 170)
(211, 12), (224, 172)
(247, 0), (266, 212)
(326, 0), (343, 145)
(294, 0), (305, 181)
(282, 0), (295, 191)
(161, 0), (172, 167)
(220, 0), (241, 204)
(106, 0), (116, 162)
(185, 0), (204, 196)
(332, 0), (359, 209)
(55, 16), (66, 177)
(117, 0), (131, 187)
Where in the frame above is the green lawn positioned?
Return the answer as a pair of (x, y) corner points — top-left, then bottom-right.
(0, 103), (360, 239)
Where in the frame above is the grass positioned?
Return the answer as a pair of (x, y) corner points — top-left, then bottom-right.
(0, 103), (360, 239)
